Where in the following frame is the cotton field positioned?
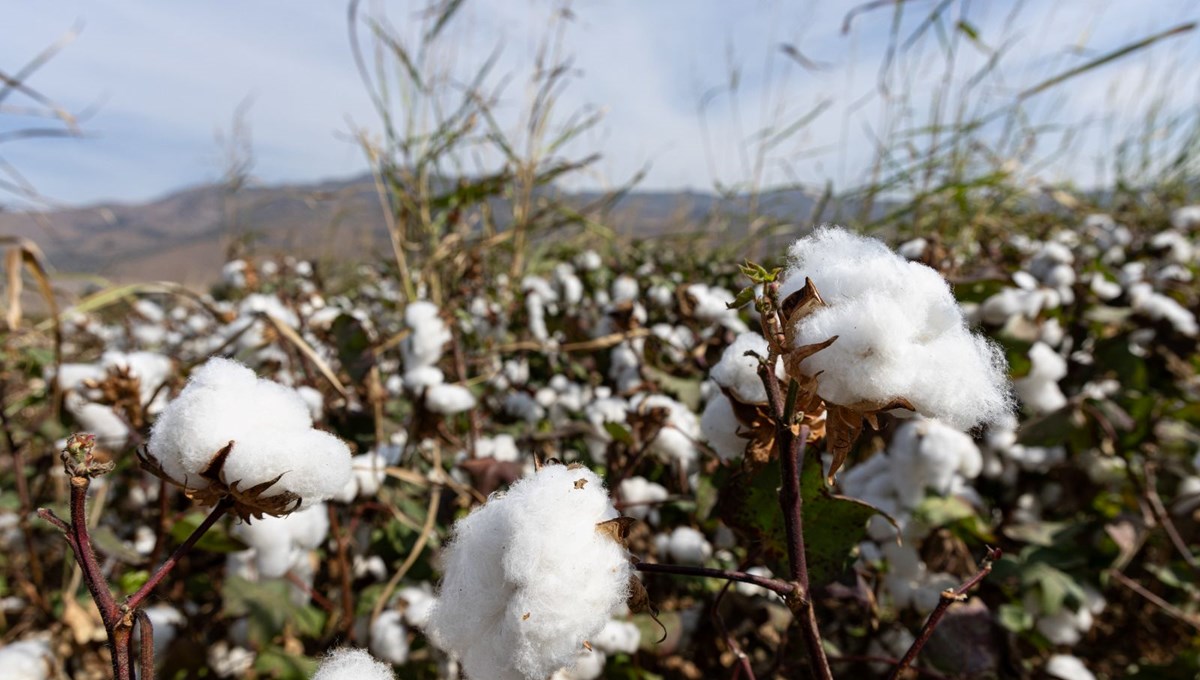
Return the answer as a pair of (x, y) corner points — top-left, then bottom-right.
(1, 211), (1198, 680)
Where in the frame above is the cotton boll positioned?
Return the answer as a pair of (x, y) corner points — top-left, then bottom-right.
(369, 611), (411, 665)
(428, 465), (633, 680)
(734, 566), (776, 597)
(65, 394), (130, 449)
(709, 332), (782, 404)
(1035, 608), (1085, 645)
(552, 651), (606, 680)
(898, 238), (927, 260)
(779, 227), (1011, 431)
(335, 453), (389, 502)
(426, 384), (477, 415)
(647, 284), (674, 308)
(635, 394), (700, 468)
(0, 639), (54, 680)
(504, 392), (547, 423)
(554, 264), (584, 308)
(1014, 343), (1068, 415)
(1045, 655), (1096, 680)
(1088, 274), (1122, 301)
(661, 526), (712, 565)
(403, 302), (451, 370)
(1151, 230), (1195, 263)
(700, 395), (746, 462)
(233, 503), (329, 578)
(575, 250), (603, 271)
(591, 619), (640, 654)
(477, 434), (520, 463)
(1128, 282), (1199, 336)
(618, 476), (668, 525)
(147, 358), (352, 509)
(312, 648), (397, 680)
(397, 584), (437, 628)
(404, 366), (445, 390)
(295, 386), (324, 422)
(612, 275), (639, 302)
(686, 284), (748, 332)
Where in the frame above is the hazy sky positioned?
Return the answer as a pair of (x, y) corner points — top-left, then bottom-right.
(2, 0), (1199, 207)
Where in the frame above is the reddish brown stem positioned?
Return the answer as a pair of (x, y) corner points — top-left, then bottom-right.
(887, 547), (1001, 680)
(62, 476), (126, 678)
(125, 497), (232, 612)
(634, 561), (797, 597)
(329, 503), (356, 642)
(759, 359), (830, 680)
(135, 609), (156, 680)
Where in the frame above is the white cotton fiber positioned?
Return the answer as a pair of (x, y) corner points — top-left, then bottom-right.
(591, 619), (641, 654)
(778, 227), (1011, 431)
(709, 333), (783, 404)
(1014, 342), (1068, 415)
(369, 611), (410, 665)
(428, 465), (633, 680)
(1045, 655), (1096, 680)
(700, 394), (747, 462)
(402, 301), (451, 370)
(334, 453), (388, 503)
(425, 384), (477, 415)
(397, 584), (437, 628)
(686, 284), (748, 332)
(0, 639), (53, 680)
(618, 476), (668, 525)
(633, 394), (700, 467)
(656, 526), (712, 565)
(232, 503), (330, 578)
(1128, 282), (1198, 336)
(311, 648), (396, 680)
(147, 357), (352, 508)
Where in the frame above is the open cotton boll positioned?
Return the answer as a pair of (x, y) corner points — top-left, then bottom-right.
(334, 453), (388, 503)
(779, 227), (1011, 431)
(618, 476), (668, 525)
(709, 332), (782, 404)
(404, 366), (445, 390)
(700, 394), (747, 462)
(686, 284), (748, 332)
(734, 566), (776, 597)
(428, 464), (632, 680)
(1045, 655), (1096, 680)
(369, 611), (410, 665)
(402, 301), (451, 370)
(477, 434), (520, 463)
(591, 619), (641, 654)
(146, 358), (351, 511)
(634, 394), (700, 468)
(425, 384), (476, 415)
(552, 650), (607, 680)
(64, 394), (130, 448)
(397, 584), (437, 628)
(0, 639), (54, 680)
(102, 351), (174, 413)
(232, 503), (329, 578)
(612, 275), (639, 302)
(576, 249), (603, 271)
(1128, 282), (1199, 336)
(888, 418), (982, 509)
(1014, 343), (1068, 415)
(657, 526), (712, 565)
(311, 648), (396, 680)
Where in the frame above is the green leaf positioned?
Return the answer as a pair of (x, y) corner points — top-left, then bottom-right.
(643, 366), (703, 412)
(604, 421), (634, 446)
(1022, 562), (1085, 616)
(254, 647), (319, 676)
(727, 284), (757, 311)
(170, 513), (247, 554)
(718, 453), (893, 585)
(117, 569), (150, 597)
(997, 603), (1033, 632)
(221, 576), (327, 644)
(91, 526), (147, 565)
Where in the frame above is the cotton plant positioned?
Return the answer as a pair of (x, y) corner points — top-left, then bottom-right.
(38, 356), (354, 679)
(311, 648), (397, 680)
(428, 463), (635, 680)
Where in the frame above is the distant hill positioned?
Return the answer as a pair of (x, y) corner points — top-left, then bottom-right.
(0, 173), (886, 286)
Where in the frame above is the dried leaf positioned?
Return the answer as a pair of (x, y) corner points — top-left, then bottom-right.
(596, 516), (638, 546)
(626, 573), (667, 643)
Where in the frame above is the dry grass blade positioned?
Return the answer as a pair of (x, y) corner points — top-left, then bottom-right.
(371, 442), (443, 624)
(1019, 22), (1197, 100)
(5, 246), (21, 330)
(257, 313), (349, 400)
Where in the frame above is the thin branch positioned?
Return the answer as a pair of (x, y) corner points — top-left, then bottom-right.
(135, 609), (155, 680)
(633, 561), (796, 598)
(887, 547), (1001, 680)
(1142, 462), (1199, 573)
(1109, 569), (1200, 632)
(125, 497), (233, 612)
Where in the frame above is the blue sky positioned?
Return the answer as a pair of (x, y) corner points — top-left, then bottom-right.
(1, 0), (1198, 207)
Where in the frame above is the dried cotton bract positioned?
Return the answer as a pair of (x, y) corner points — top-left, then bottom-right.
(145, 357), (352, 519)
(778, 227), (1011, 431)
(428, 464), (633, 680)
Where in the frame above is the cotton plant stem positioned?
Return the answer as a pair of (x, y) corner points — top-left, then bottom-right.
(125, 497), (233, 612)
(1141, 462), (1199, 573)
(135, 610), (156, 680)
(328, 503), (357, 642)
(758, 359), (831, 680)
(633, 562), (797, 597)
(886, 547), (1000, 680)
